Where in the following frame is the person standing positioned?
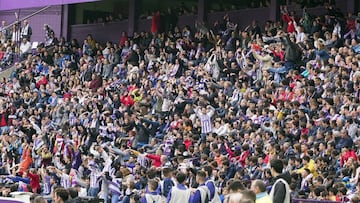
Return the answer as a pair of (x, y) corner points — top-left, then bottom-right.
(109, 171), (123, 203)
(151, 11), (161, 34)
(44, 24), (55, 47)
(21, 20), (32, 41)
(141, 180), (162, 203)
(88, 163), (102, 197)
(160, 167), (175, 200)
(269, 159), (291, 203)
(167, 172), (191, 203)
(191, 171), (210, 203)
(203, 165), (218, 202)
(195, 105), (216, 140)
(0, 21), (10, 44)
(27, 168), (41, 194)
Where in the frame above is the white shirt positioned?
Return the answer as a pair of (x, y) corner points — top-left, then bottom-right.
(12, 31), (20, 42)
(20, 41), (31, 54)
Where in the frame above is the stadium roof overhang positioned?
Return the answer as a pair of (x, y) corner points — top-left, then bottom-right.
(0, 0), (100, 11)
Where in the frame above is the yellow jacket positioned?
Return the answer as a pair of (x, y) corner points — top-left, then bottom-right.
(131, 89), (143, 102)
(256, 192), (273, 203)
(297, 159), (318, 177)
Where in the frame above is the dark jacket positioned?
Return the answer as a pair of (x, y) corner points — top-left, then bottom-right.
(135, 122), (150, 144)
(282, 36), (302, 63)
(141, 118), (160, 137)
(272, 171), (291, 203)
(161, 177), (175, 197)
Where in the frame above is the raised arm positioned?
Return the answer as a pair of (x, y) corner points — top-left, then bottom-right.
(207, 105), (216, 117)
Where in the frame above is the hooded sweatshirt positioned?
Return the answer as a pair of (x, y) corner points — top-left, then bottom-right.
(269, 171), (291, 203)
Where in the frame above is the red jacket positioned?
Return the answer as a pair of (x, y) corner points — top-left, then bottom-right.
(282, 13), (295, 33)
(120, 36), (128, 47)
(340, 150), (358, 167)
(239, 150), (251, 167)
(63, 93), (72, 100)
(264, 154), (270, 165)
(89, 77), (102, 92)
(146, 154), (162, 167)
(120, 95), (135, 106)
(184, 139), (192, 150)
(27, 172), (40, 192)
(278, 91), (294, 102)
(0, 52), (4, 61)
(0, 112), (7, 127)
(271, 50), (285, 62)
(36, 76), (48, 89)
(151, 12), (160, 33)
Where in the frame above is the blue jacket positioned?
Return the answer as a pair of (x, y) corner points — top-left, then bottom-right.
(7, 176), (30, 184)
(191, 184), (206, 203)
(206, 179), (216, 200)
(161, 177), (175, 197)
(336, 136), (353, 150)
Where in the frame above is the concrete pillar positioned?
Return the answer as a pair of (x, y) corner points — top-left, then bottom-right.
(346, 0), (355, 14)
(269, 0), (279, 22)
(356, 0), (360, 14)
(197, 0), (206, 23)
(128, 0), (140, 37)
(61, 4), (69, 40)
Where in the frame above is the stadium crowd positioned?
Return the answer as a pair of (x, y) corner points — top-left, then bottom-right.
(0, 1), (359, 203)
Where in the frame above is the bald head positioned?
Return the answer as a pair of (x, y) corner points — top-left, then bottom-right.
(227, 190), (256, 203)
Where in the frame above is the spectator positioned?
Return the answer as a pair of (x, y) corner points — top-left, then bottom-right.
(0, 21), (10, 44)
(141, 180), (162, 203)
(151, 11), (161, 34)
(119, 32), (128, 47)
(0, 3), (360, 203)
(227, 190), (256, 203)
(1, 46), (13, 68)
(44, 24), (55, 47)
(33, 196), (47, 203)
(21, 20), (32, 41)
(166, 172), (191, 203)
(251, 180), (272, 203)
(269, 159), (291, 203)
(20, 38), (31, 59)
(53, 187), (69, 203)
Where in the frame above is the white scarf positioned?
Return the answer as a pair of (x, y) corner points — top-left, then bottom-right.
(21, 24), (29, 36)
